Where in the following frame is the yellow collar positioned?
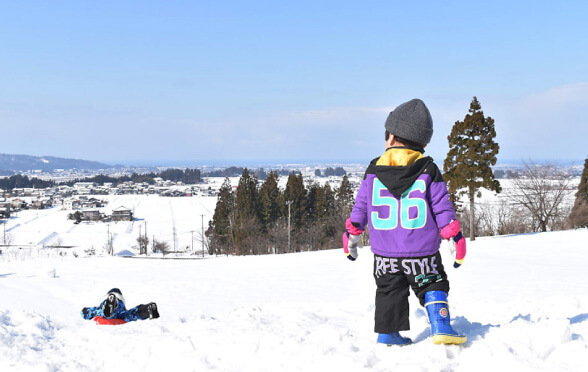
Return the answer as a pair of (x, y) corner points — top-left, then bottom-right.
(376, 148), (424, 166)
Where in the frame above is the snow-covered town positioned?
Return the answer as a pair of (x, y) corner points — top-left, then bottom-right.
(0, 166), (367, 260)
(0, 178), (215, 218)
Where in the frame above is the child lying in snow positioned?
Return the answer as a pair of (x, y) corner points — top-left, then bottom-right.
(81, 288), (159, 323)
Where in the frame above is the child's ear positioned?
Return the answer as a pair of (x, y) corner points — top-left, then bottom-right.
(386, 134), (395, 147)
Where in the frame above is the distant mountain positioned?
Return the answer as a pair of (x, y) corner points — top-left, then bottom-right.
(0, 153), (114, 172)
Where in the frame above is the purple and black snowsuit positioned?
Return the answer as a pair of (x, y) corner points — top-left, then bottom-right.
(350, 148), (457, 333)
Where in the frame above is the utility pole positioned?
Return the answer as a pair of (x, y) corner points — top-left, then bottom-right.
(201, 214), (205, 257)
(190, 230), (194, 252)
(139, 225), (142, 254)
(107, 223), (112, 256)
(144, 221), (149, 256)
(173, 226), (176, 252)
(286, 201), (292, 253)
(3, 221), (6, 245)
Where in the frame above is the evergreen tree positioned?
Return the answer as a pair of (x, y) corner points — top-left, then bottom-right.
(306, 181), (320, 222)
(235, 168), (258, 221)
(182, 168), (202, 184)
(0, 174), (53, 189)
(255, 168), (268, 180)
(318, 183), (337, 244)
(315, 183), (335, 222)
(234, 168), (260, 254)
(207, 171), (359, 255)
(282, 173), (306, 246)
(206, 177), (235, 255)
(570, 157), (588, 227)
(159, 168), (184, 182)
(336, 175), (355, 216)
(443, 96), (501, 240)
(258, 171), (280, 232)
(324, 167), (346, 177)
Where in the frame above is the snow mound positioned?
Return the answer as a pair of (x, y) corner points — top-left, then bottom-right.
(116, 249), (136, 257)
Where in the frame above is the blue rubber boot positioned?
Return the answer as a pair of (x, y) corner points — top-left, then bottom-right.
(424, 291), (466, 345)
(377, 332), (412, 346)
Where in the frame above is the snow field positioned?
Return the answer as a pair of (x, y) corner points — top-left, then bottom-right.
(1, 229), (588, 371)
(3, 194), (217, 256)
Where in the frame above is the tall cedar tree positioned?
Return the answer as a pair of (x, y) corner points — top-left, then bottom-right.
(306, 181), (320, 222)
(235, 168), (258, 222)
(318, 183), (337, 241)
(206, 177), (235, 255)
(234, 168), (259, 254)
(336, 175), (355, 215)
(282, 173), (306, 230)
(258, 171), (281, 232)
(570, 157), (588, 227)
(444, 97), (501, 240)
(311, 182), (335, 222)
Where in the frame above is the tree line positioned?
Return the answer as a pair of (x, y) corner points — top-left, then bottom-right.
(0, 167), (305, 191)
(0, 167), (308, 191)
(204, 167), (295, 179)
(65, 168), (203, 186)
(314, 167), (347, 177)
(0, 169), (203, 190)
(0, 174), (54, 190)
(206, 169), (355, 255)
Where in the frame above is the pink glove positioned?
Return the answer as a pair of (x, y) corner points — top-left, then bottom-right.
(343, 218), (364, 261)
(440, 220), (466, 268)
(345, 218), (364, 236)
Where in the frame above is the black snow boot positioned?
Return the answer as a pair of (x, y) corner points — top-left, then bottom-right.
(138, 302), (159, 320)
(102, 293), (119, 318)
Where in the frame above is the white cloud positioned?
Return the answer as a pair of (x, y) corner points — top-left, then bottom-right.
(486, 82), (588, 162)
(522, 82), (588, 109)
(299, 106), (390, 122)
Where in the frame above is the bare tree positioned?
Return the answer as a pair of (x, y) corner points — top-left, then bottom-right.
(268, 219), (289, 254)
(137, 235), (149, 255)
(195, 230), (211, 256)
(465, 198), (535, 237)
(104, 240), (114, 256)
(458, 205), (484, 238)
(495, 199), (531, 235)
(476, 202), (497, 236)
(3, 231), (14, 246)
(153, 239), (170, 255)
(509, 161), (574, 232)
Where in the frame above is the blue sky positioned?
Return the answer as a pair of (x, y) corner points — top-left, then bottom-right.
(1, 1), (587, 166)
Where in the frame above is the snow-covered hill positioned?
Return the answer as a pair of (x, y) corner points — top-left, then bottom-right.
(3, 194), (217, 257)
(1, 229), (587, 371)
(0, 153), (113, 172)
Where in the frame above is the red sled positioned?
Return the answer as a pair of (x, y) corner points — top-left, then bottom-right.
(93, 316), (128, 325)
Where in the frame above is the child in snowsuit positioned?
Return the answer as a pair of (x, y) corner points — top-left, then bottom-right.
(343, 98), (467, 345)
(81, 288), (159, 323)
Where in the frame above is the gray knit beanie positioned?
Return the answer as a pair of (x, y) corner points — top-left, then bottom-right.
(384, 99), (433, 145)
